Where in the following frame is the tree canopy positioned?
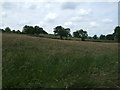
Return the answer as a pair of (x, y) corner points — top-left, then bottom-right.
(22, 25), (48, 35)
(1, 25), (120, 42)
(113, 26), (120, 42)
(53, 26), (70, 39)
(99, 35), (106, 40)
(93, 35), (98, 39)
(73, 29), (88, 41)
(5, 27), (11, 33)
(106, 34), (114, 40)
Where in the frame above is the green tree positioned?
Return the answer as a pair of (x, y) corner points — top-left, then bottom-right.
(64, 28), (71, 37)
(88, 36), (92, 39)
(73, 31), (79, 38)
(12, 30), (16, 33)
(22, 25), (34, 34)
(41, 30), (48, 34)
(106, 34), (114, 40)
(34, 26), (41, 35)
(73, 29), (88, 41)
(5, 27), (11, 33)
(99, 34), (106, 40)
(54, 26), (70, 39)
(16, 30), (21, 34)
(0, 28), (5, 32)
(113, 26), (120, 42)
(93, 35), (98, 39)
(34, 26), (48, 34)
(23, 25), (48, 35)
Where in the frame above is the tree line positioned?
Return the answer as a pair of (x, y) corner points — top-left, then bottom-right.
(0, 25), (120, 42)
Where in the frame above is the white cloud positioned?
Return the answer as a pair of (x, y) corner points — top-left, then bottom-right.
(44, 3), (51, 8)
(35, 21), (45, 27)
(64, 21), (73, 26)
(71, 16), (83, 22)
(19, 20), (31, 26)
(89, 21), (99, 27)
(78, 9), (91, 16)
(1, 12), (7, 17)
(44, 13), (57, 22)
(0, 2), (117, 36)
(23, 3), (38, 10)
(102, 18), (112, 23)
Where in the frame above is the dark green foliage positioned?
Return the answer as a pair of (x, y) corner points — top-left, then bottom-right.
(73, 31), (79, 38)
(99, 34), (106, 40)
(68, 33), (72, 37)
(53, 26), (70, 39)
(0, 28), (5, 32)
(88, 36), (92, 39)
(5, 27), (11, 33)
(64, 28), (71, 37)
(34, 26), (48, 35)
(73, 29), (88, 41)
(93, 35), (98, 39)
(12, 30), (16, 33)
(22, 25), (48, 35)
(106, 34), (114, 40)
(113, 26), (120, 42)
(16, 30), (21, 34)
(41, 29), (48, 34)
(22, 25), (34, 34)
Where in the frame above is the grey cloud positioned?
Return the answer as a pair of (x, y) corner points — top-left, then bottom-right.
(2, 2), (16, 10)
(27, 4), (38, 10)
(61, 2), (79, 10)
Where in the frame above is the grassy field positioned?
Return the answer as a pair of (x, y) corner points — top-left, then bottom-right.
(2, 33), (119, 88)
(35, 34), (116, 43)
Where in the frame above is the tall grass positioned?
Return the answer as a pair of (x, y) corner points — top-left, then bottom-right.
(2, 33), (119, 88)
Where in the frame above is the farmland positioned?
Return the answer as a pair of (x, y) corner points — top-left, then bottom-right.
(2, 33), (119, 88)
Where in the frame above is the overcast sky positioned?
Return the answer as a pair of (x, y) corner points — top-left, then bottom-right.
(0, 1), (118, 36)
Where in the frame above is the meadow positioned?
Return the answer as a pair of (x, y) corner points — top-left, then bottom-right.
(2, 33), (119, 88)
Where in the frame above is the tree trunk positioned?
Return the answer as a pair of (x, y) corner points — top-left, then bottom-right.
(81, 38), (85, 41)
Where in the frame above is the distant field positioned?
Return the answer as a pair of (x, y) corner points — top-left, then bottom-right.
(2, 33), (119, 88)
(36, 34), (116, 43)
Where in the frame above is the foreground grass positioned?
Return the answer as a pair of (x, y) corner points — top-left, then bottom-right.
(2, 33), (119, 88)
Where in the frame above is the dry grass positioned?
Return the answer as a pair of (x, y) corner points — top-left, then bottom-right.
(2, 33), (119, 88)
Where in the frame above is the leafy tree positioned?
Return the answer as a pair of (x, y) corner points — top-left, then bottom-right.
(34, 26), (41, 35)
(68, 33), (72, 37)
(73, 31), (79, 38)
(22, 25), (29, 34)
(54, 26), (70, 39)
(73, 29), (88, 41)
(64, 28), (71, 38)
(16, 30), (21, 34)
(106, 34), (114, 40)
(23, 25), (48, 35)
(93, 35), (98, 39)
(99, 34), (106, 40)
(22, 25), (35, 34)
(113, 26), (120, 42)
(5, 27), (11, 33)
(34, 26), (48, 34)
(0, 28), (5, 32)
(42, 30), (48, 34)
(12, 30), (16, 33)
(88, 36), (92, 39)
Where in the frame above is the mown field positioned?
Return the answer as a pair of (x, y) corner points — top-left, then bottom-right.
(2, 33), (119, 88)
